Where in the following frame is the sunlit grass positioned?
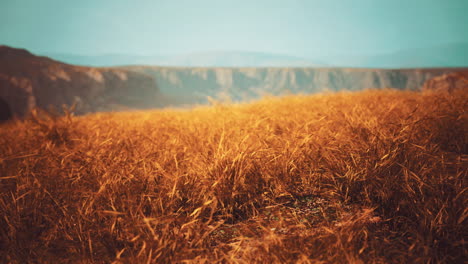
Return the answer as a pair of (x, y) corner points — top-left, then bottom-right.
(0, 89), (466, 263)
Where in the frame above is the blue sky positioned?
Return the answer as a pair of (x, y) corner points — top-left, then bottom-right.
(1, 0), (467, 57)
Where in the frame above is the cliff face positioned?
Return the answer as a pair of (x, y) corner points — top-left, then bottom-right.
(0, 46), (161, 119)
(422, 71), (468, 93)
(124, 66), (467, 104)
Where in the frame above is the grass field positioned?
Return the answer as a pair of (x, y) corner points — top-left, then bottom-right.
(0, 89), (466, 263)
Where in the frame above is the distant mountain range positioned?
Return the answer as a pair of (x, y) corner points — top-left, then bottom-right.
(358, 43), (468, 68)
(157, 51), (324, 67)
(43, 42), (468, 68)
(311, 43), (468, 68)
(44, 51), (324, 68)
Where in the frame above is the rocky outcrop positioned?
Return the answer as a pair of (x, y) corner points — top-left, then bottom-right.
(124, 66), (467, 104)
(0, 46), (162, 119)
(422, 71), (468, 92)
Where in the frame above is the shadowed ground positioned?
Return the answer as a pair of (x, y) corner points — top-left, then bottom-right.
(0, 97), (12, 122)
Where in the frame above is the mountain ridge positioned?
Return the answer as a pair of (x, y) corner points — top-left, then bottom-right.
(40, 42), (468, 68)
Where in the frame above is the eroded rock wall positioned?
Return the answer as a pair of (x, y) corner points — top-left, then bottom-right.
(125, 66), (467, 104)
(0, 46), (161, 118)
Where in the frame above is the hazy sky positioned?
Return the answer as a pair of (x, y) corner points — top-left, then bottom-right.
(1, 0), (467, 57)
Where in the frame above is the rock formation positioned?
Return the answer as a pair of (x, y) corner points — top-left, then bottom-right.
(422, 71), (468, 92)
(0, 46), (161, 119)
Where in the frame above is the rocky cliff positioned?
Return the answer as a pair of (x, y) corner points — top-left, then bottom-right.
(0, 46), (161, 119)
(422, 71), (468, 93)
(124, 66), (467, 104)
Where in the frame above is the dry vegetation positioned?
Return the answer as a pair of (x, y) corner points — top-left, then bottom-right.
(0, 89), (467, 263)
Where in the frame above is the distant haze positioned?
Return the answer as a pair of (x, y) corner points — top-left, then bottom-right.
(44, 51), (325, 67)
(1, 0), (468, 67)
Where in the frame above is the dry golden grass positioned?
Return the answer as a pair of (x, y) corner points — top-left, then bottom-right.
(0, 89), (467, 263)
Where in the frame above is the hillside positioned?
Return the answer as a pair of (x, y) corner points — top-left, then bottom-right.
(0, 46), (162, 119)
(0, 89), (466, 263)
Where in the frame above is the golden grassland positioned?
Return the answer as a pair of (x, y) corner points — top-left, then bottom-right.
(0, 89), (467, 263)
